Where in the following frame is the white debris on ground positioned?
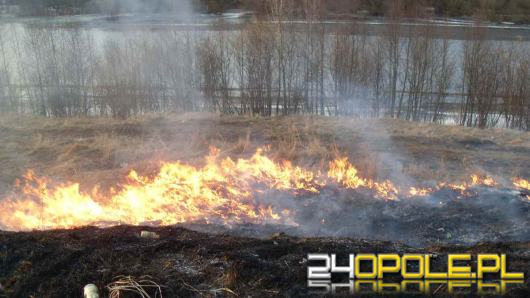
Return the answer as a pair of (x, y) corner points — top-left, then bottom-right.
(84, 284), (99, 298)
(140, 231), (160, 239)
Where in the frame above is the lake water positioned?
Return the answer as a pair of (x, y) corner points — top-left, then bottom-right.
(0, 13), (528, 128)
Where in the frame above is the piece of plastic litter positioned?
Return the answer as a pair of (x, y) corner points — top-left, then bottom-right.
(84, 284), (99, 298)
(140, 231), (160, 239)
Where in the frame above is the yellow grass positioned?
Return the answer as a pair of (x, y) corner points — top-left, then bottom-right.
(0, 113), (528, 196)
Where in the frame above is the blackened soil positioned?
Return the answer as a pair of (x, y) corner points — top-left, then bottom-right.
(0, 226), (529, 297)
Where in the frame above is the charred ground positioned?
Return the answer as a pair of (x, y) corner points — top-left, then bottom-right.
(1, 226), (529, 297)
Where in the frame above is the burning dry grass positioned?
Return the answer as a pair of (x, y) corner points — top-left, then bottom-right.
(0, 114), (528, 296)
(0, 113), (527, 196)
(0, 113), (528, 237)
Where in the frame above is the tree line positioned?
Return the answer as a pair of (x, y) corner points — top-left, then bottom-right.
(10, 0), (530, 24)
(11, 0), (239, 16)
(0, 1), (528, 130)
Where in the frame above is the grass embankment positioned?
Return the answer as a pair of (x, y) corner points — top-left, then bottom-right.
(0, 113), (528, 196)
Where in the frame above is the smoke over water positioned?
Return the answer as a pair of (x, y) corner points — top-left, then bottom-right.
(90, 0), (195, 15)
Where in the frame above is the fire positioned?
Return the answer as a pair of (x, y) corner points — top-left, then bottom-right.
(408, 187), (432, 197)
(327, 158), (401, 200)
(0, 148), (527, 231)
(513, 178), (530, 201)
(0, 148), (310, 231)
(513, 178), (530, 191)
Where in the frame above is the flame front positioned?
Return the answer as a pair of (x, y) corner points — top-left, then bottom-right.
(513, 178), (530, 191)
(0, 148), (528, 231)
(0, 148), (309, 230)
(513, 178), (530, 201)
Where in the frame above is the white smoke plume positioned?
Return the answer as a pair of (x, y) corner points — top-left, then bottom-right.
(90, 0), (195, 16)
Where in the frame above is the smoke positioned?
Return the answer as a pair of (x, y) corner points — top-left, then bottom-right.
(334, 83), (417, 187)
(89, 0), (196, 17)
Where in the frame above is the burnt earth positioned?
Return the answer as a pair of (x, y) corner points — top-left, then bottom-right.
(183, 186), (530, 246)
(0, 226), (529, 297)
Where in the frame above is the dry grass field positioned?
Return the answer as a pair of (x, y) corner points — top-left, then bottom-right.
(0, 112), (528, 197)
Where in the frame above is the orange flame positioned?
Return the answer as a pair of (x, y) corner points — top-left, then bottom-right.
(0, 148), (526, 231)
(513, 178), (530, 201)
(513, 178), (530, 191)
